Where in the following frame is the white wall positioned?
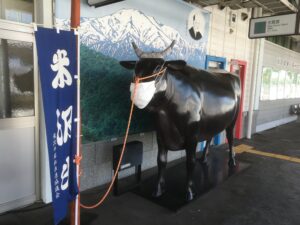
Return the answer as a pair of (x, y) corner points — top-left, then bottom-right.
(262, 41), (300, 73)
(0, 127), (36, 213)
(204, 5), (255, 112)
(255, 41), (300, 132)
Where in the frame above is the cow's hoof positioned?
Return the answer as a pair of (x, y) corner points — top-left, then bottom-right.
(228, 158), (236, 168)
(186, 188), (195, 201)
(152, 184), (165, 198)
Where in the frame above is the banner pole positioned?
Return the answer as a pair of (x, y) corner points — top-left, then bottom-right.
(74, 31), (81, 225)
(70, 0), (81, 225)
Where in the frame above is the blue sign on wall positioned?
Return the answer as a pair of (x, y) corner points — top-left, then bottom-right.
(35, 27), (78, 225)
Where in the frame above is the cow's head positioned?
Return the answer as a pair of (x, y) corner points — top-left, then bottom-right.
(120, 41), (186, 109)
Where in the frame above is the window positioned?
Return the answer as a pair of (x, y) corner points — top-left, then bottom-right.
(0, 0), (34, 24)
(297, 74), (300, 98)
(270, 70), (279, 100)
(261, 67), (271, 100)
(0, 39), (34, 119)
(260, 67), (300, 100)
(277, 70), (286, 99)
(285, 72), (295, 98)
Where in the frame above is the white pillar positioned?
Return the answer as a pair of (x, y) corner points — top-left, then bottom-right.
(247, 7), (263, 139)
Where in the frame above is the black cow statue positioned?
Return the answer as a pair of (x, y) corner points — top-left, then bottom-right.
(120, 41), (241, 201)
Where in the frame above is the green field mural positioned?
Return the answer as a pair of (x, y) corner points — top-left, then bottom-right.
(80, 45), (154, 142)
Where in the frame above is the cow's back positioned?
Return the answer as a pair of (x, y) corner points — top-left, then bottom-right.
(168, 66), (241, 140)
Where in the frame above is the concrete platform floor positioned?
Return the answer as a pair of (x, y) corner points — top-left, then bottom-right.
(1, 121), (300, 225)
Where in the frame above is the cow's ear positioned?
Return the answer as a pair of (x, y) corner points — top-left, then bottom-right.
(166, 60), (186, 70)
(120, 61), (136, 70)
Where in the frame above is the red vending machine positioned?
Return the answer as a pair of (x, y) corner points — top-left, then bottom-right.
(230, 59), (247, 139)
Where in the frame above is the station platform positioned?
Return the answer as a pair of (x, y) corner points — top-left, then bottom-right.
(0, 121), (300, 225)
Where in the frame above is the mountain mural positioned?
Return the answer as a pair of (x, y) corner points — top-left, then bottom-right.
(56, 9), (206, 67)
(55, 8), (208, 141)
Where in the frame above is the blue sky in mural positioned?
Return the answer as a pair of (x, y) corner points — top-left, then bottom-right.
(56, 0), (210, 68)
(56, 0), (209, 40)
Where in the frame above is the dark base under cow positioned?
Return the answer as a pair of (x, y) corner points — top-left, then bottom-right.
(132, 148), (250, 212)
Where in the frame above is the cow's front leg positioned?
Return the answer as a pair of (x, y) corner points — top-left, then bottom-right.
(153, 145), (168, 198)
(186, 144), (197, 201)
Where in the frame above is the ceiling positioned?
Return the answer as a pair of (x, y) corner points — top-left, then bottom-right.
(187, 0), (299, 14)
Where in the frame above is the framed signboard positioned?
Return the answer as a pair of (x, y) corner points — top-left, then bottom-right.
(87, 0), (124, 7)
(249, 13), (297, 38)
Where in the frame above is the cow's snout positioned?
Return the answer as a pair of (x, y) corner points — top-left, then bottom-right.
(129, 80), (156, 109)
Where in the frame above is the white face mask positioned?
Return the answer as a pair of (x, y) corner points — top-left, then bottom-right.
(130, 80), (156, 109)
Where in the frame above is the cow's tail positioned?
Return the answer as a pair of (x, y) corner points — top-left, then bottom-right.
(230, 77), (241, 129)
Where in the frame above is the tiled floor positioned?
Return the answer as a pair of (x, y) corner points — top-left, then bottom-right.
(1, 121), (300, 225)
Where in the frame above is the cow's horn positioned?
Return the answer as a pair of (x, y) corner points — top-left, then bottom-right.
(131, 40), (176, 58)
(161, 40), (176, 56)
(132, 42), (143, 58)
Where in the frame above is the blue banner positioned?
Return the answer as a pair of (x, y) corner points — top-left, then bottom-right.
(35, 27), (78, 225)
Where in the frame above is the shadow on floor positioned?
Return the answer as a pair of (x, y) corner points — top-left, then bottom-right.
(132, 149), (250, 211)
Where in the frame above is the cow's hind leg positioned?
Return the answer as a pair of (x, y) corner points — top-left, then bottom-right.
(226, 125), (236, 168)
(199, 138), (212, 164)
(153, 146), (168, 198)
(186, 143), (197, 201)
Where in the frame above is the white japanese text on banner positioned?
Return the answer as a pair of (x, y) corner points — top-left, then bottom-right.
(35, 27), (78, 225)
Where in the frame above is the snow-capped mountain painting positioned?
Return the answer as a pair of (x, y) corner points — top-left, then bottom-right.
(55, 2), (210, 141)
(56, 9), (206, 67)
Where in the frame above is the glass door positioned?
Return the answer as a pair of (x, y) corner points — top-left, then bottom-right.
(0, 20), (38, 213)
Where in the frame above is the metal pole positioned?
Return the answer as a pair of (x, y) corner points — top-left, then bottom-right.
(70, 0), (80, 225)
(71, 0), (81, 29)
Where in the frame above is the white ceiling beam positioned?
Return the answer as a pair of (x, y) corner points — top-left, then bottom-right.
(279, 0), (298, 12)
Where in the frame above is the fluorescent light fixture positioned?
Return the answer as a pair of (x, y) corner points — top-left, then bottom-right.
(87, 0), (125, 7)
